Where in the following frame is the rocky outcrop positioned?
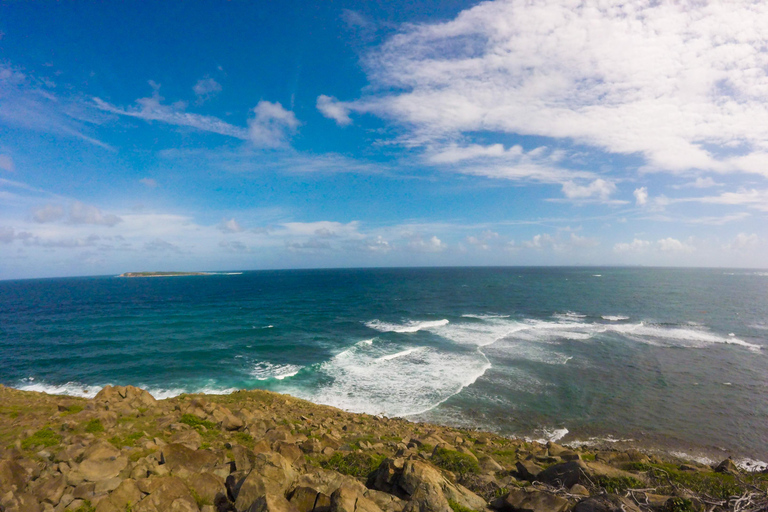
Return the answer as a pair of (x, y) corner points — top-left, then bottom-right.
(0, 384), (753, 512)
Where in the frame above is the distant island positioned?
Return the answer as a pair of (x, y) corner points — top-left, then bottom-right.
(118, 271), (212, 277)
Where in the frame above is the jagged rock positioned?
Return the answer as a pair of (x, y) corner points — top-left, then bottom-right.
(0, 459), (28, 493)
(294, 468), (366, 496)
(399, 460), (486, 512)
(183, 472), (226, 506)
(547, 442), (568, 457)
(94, 385), (157, 412)
(363, 489), (405, 512)
(478, 455), (504, 473)
(367, 458), (406, 496)
(163, 443), (220, 473)
(515, 460), (544, 481)
(234, 452), (298, 510)
(212, 406), (244, 431)
(103, 479), (143, 511)
(132, 476), (198, 512)
(77, 440), (128, 482)
(573, 495), (642, 512)
(276, 442), (304, 464)
(715, 458), (739, 475)
(492, 487), (571, 512)
(301, 439), (323, 454)
(233, 444), (257, 473)
(570, 484), (590, 496)
(32, 475), (67, 506)
(289, 486), (324, 512)
(1, 492), (43, 512)
(330, 485), (382, 512)
(247, 493), (301, 512)
(170, 429), (203, 451)
(94, 477), (123, 494)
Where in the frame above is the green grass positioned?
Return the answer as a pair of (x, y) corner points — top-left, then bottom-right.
(191, 488), (212, 507)
(432, 448), (480, 477)
(179, 414), (218, 431)
(21, 428), (61, 450)
(448, 499), (480, 512)
(109, 431), (144, 449)
(662, 497), (696, 512)
(320, 452), (387, 478)
(593, 475), (645, 494)
(60, 404), (84, 416)
(232, 431), (255, 449)
(84, 419), (105, 433)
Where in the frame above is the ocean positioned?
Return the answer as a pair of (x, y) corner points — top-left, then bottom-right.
(1, 267), (766, 466)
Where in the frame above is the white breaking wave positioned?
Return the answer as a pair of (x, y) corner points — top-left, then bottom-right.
(528, 427), (569, 444)
(365, 319), (449, 333)
(462, 314), (511, 319)
(378, 348), (421, 361)
(251, 362), (304, 381)
(602, 315), (629, 321)
(12, 379), (238, 400)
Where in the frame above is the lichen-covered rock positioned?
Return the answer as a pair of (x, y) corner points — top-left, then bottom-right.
(162, 443), (221, 473)
(132, 476), (198, 512)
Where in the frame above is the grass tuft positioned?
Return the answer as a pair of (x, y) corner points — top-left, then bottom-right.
(21, 428), (61, 450)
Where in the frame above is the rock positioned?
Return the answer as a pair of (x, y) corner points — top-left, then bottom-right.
(301, 439), (323, 454)
(289, 486), (324, 512)
(570, 484), (590, 497)
(183, 472), (225, 507)
(0, 459), (28, 493)
(294, 468), (366, 496)
(478, 455), (504, 473)
(367, 458), (406, 496)
(715, 458), (740, 475)
(547, 442), (568, 457)
(77, 440), (128, 482)
(330, 485), (382, 512)
(33, 474), (67, 506)
(573, 495), (642, 512)
(234, 452), (298, 511)
(233, 444), (257, 473)
(247, 493), (301, 512)
(515, 460), (544, 481)
(1, 492), (43, 512)
(491, 488), (570, 512)
(94, 477), (123, 494)
(170, 429), (203, 451)
(538, 461), (591, 488)
(399, 460), (486, 512)
(105, 479), (143, 511)
(363, 490), (405, 512)
(132, 476), (198, 512)
(163, 443), (220, 473)
(276, 442), (304, 464)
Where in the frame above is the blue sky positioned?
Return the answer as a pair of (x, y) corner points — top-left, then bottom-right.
(1, 0), (767, 279)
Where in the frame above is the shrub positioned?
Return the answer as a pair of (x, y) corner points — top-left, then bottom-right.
(594, 475), (645, 493)
(179, 414), (218, 431)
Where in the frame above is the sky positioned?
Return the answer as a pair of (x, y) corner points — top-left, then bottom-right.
(1, 0), (767, 279)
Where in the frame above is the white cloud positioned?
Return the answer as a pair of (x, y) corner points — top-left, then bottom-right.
(0, 154), (14, 172)
(247, 101), (300, 148)
(218, 218), (244, 233)
(0, 226), (15, 244)
(94, 88), (248, 140)
(562, 179), (616, 201)
(193, 78), (222, 102)
(613, 239), (651, 253)
(32, 204), (65, 223)
(633, 187), (648, 206)
(317, 95), (352, 126)
(673, 176), (722, 189)
(337, 0), (768, 176)
(139, 178), (158, 188)
(69, 201), (122, 227)
(657, 237), (695, 253)
(523, 233), (555, 249)
(406, 234), (446, 252)
(144, 238), (183, 253)
(726, 233), (760, 251)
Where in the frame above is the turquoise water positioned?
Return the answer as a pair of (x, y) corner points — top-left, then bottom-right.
(1, 267), (767, 463)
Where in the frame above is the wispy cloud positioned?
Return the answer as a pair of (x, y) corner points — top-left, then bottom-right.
(325, 1), (768, 177)
(193, 77), (222, 103)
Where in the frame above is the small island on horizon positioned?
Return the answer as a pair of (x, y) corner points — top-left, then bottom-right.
(118, 271), (212, 278)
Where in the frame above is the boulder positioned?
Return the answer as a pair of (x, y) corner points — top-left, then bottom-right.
(537, 461), (590, 488)
(289, 486), (326, 512)
(132, 476), (198, 512)
(276, 442), (304, 464)
(182, 472), (225, 506)
(478, 455), (504, 473)
(32, 475), (67, 507)
(715, 458), (739, 475)
(491, 488), (570, 512)
(399, 460), (486, 512)
(77, 440), (128, 482)
(170, 429), (203, 451)
(573, 495), (642, 512)
(234, 452), (298, 510)
(0, 459), (28, 493)
(248, 493), (301, 512)
(233, 444), (257, 473)
(162, 443), (220, 473)
(330, 485), (382, 512)
(515, 460), (544, 481)
(1, 492), (43, 512)
(103, 479), (143, 511)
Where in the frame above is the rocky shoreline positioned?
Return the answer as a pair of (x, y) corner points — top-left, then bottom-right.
(1, 385), (766, 512)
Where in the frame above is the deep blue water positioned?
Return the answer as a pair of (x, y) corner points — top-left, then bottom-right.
(1, 267), (767, 463)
